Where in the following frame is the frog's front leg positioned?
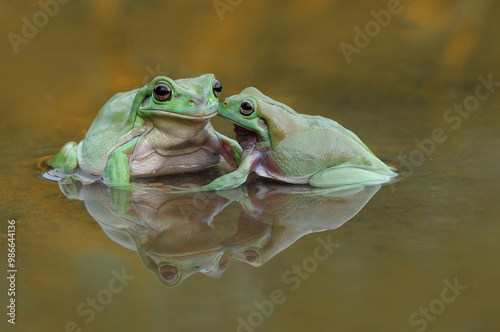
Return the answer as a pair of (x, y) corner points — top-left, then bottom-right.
(210, 132), (242, 168)
(49, 141), (78, 172)
(309, 166), (395, 189)
(199, 149), (257, 191)
(103, 137), (140, 187)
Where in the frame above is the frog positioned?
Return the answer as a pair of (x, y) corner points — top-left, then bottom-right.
(48, 74), (242, 186)
(194, 87), (397, 191)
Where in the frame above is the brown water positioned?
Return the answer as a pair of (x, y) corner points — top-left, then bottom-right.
(1, 0), (499, 331)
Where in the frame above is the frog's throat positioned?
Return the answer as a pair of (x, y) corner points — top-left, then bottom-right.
(233, 125), (266, 151)
(142, 109), (218, 121)
(219, 114), (270, 150)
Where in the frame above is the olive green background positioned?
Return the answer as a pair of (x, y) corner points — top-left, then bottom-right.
(1, 0), (499, 331)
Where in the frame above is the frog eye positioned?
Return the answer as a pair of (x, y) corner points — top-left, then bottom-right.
(159, 265), (179, 284)
(244, 250), (259, 263)
(153, 82), (172, 102)
(240, 99), (255, 116)
(212, 80), (222, 98)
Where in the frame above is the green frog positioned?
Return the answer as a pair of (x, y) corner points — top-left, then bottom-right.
(48, 74), (242, 186)
(196, 87), (396, 191)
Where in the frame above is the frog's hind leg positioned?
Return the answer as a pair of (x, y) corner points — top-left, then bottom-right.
(48, 141), (78, 172)
(309, 167), (395, 189)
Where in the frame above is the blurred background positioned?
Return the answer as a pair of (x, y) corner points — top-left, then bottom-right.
(1, 0), (499, 331)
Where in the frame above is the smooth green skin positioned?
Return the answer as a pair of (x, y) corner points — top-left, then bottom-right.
(197, 87), (397, 191)
(49, 74), (242, 186)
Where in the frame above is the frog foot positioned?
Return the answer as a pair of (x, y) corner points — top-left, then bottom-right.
(309, 167), (396, 189)
(49, 141), (78, 172)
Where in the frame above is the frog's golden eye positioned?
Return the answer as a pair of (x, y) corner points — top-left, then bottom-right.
(212, 80), (222, 98)
(240, 99), (254, 116)
(153, 83), (172, 102)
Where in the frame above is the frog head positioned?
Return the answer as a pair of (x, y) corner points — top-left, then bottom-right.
(219, 87), (298, 150)
(137, 74), (222, 121)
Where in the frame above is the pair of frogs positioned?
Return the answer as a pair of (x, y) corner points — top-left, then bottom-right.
(49, 74), (396, 191)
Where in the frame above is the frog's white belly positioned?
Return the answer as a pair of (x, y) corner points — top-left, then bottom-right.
(130, 148), (221, 177)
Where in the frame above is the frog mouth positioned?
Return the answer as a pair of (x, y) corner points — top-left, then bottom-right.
(217, 114), (254, 133)
(147, 110), (219, 121)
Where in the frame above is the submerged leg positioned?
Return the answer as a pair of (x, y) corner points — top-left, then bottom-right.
(48, 141), (78, 172)
(309, 167), (395, 188)
(103, 138), (139, 187)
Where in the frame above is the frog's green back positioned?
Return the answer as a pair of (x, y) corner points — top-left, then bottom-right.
(279, 114), (393, 176)
(254, 98), (394, 179)
(77, 88), (144, 175)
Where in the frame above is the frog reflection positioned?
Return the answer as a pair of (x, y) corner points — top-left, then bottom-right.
(60, 174), (231, 287)
(220, 180), (381, 266)
(59, 177), (381, 286)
